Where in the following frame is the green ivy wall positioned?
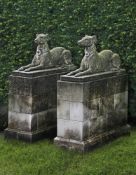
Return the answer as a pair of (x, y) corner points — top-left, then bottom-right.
(0, 0), (136, 118)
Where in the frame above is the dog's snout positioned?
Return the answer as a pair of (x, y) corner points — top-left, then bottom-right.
(34, 39), (37, 42)
(77, 40), (81, 45)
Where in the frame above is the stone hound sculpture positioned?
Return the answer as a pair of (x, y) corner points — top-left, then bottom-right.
(18, 34), (72, 71)
(67, 35), (121, 77)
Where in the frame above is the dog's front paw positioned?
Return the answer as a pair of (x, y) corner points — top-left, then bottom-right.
(67, 72), (74, 76)
(24, 68), (31, 72)
(18, 67), (24, 71)
(74, 73), (80, 77)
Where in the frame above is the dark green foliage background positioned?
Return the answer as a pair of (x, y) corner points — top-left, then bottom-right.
(0, 0), (136, 117)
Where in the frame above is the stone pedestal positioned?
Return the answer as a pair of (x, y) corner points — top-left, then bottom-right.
(5, 67), (75, 142)
(54, 70), (130, 152)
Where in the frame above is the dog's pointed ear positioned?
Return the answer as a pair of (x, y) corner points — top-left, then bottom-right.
(45, 33), (50, 41)
(92, 35), (97, 44)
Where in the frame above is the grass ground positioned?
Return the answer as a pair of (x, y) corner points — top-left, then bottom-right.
(0, 128), (136, 175)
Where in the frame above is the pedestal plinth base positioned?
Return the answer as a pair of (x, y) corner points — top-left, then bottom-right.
(5, 67), (76, 142)
(5, 126), (56, 143)
(54, 125), (130, 152)
(55, 70), (130, 152)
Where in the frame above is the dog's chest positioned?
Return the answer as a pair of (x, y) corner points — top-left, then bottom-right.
(36, 45), (49, 58)
(34, 47), (45, 64)
(81, 48), (94, 69)
(36, 48), (43, 58)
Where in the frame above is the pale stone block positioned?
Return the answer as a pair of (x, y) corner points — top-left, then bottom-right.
(8, 111), (35, 131)
(57, 100), (70, 119)
(57, 119), (68, 138)
(70, 82), (84, 102)
(9, 94), (32, 113)
(57, 81), (84, 102)
(57, 119), (90, 141)
(67, 120), (83, 141)
(57, 119), (83, 141)
(70, 102), (84, 121)
(8, 110), (54, 132)
(57, 81), (72, 101)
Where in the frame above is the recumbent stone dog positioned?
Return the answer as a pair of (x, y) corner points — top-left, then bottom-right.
(67, 35), (121, 77)
(18, 34), (73, 71)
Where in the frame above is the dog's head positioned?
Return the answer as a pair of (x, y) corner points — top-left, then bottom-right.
(78, 35), (97, 47)
(34, 33), (49, 44)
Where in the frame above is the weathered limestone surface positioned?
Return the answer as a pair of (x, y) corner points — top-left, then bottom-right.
(5, 67), (75, 142)
(54, 69), (130, 152)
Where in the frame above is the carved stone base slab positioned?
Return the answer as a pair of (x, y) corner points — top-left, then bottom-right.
(5, 67), (76, 142)
(55, 70), (130, 151)
(54, 125), (130, 152)
(5, 126), (56, 143)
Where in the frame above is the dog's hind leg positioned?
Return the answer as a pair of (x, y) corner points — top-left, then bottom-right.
(74, 69), (92, 77)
